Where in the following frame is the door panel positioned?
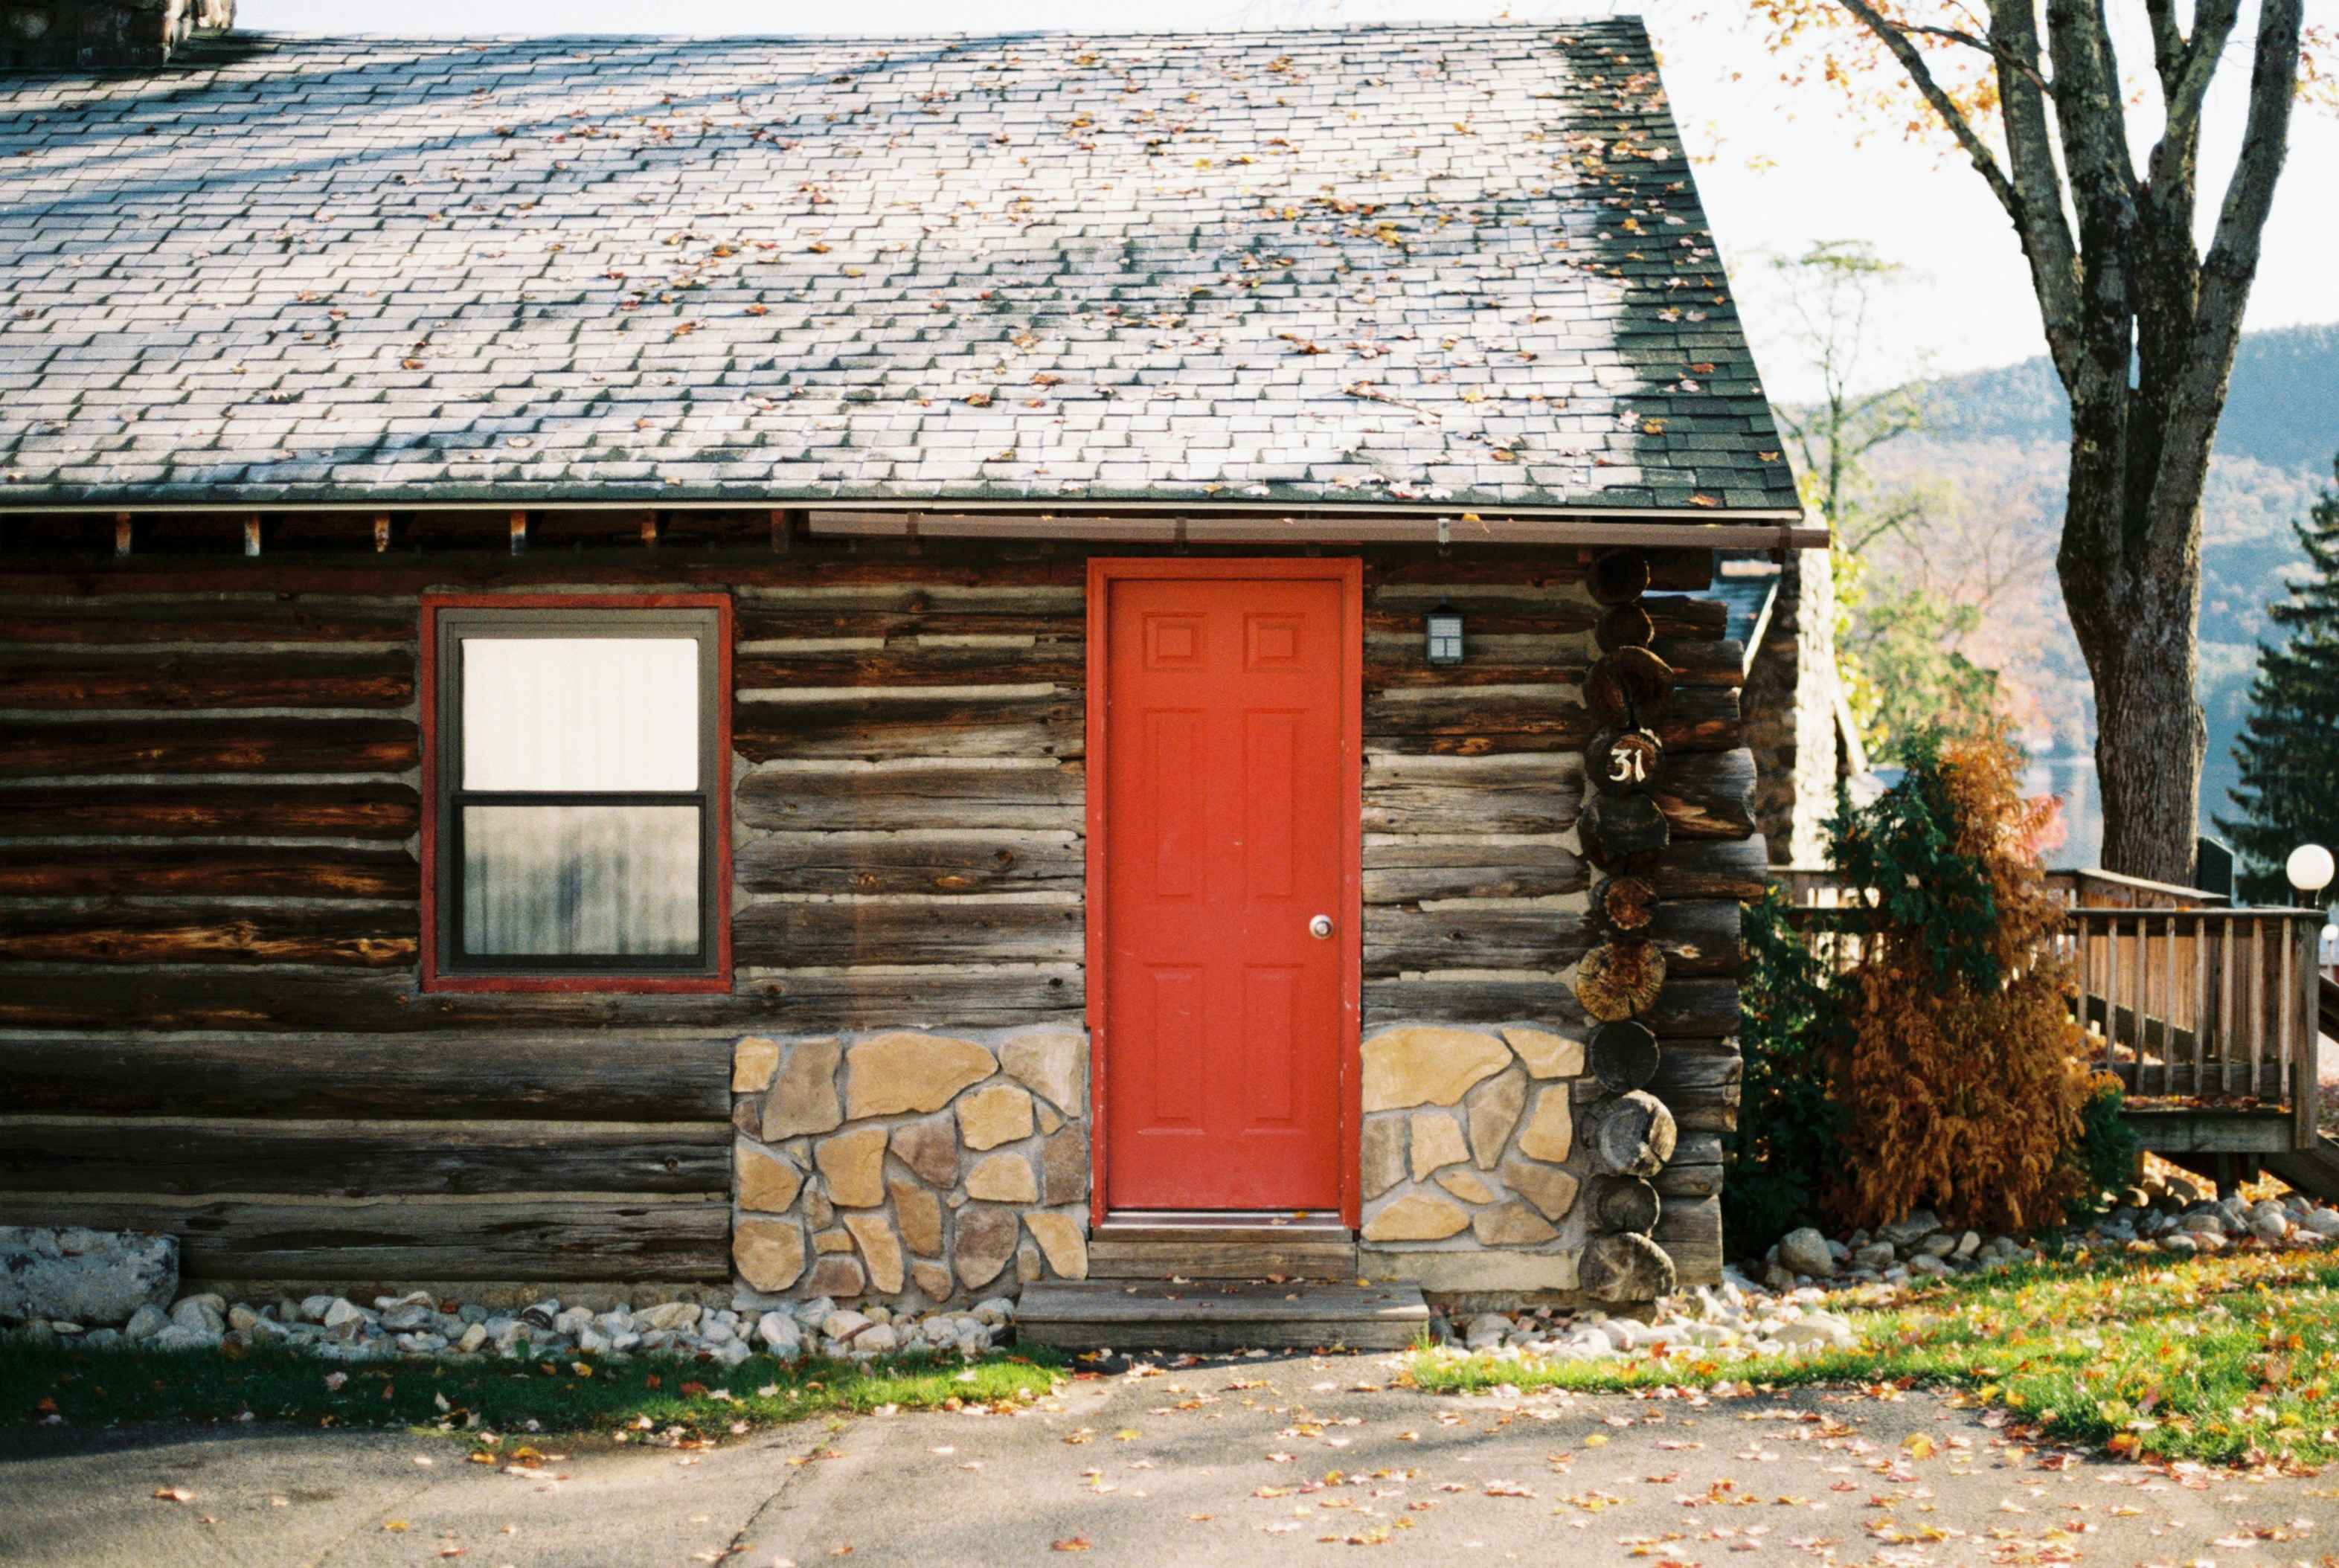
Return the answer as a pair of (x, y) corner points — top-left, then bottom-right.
(1102, 573), (1350, 1211)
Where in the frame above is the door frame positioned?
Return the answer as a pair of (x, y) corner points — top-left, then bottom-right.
(1084, 557), (1365, 1228)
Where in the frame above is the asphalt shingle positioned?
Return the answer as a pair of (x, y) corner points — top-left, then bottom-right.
(0, 21), (1799, 515)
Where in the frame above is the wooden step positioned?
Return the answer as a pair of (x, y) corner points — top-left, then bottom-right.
(1088, 1211), (1358, 1280)
(1016, 1279), (1429, 1353)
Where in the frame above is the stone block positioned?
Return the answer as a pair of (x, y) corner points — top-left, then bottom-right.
(1501, 1026), (1585, 1080)
(1408, 1111), (1469, 1180)
(733, 1218), (806, 1293)
(761, 1038), (844, 1141)
(805, 1255), (867, 1298)
(845, 1032), (998, 1117)
(0, 1227), (176, 1326)
(1361, 1116), (1406, 1200)
(843, 1213), (905, 1294)
(1501, 1159), (1582, 1223)
(1001, 1029), (1086, 1114)
(890, 1112), (960, 1188)
(1362, 1026), (1511, 1111)
(1466, 1069), (1527, 1168)
(1436, 1169), (1496, 1204)
(1472, 1201), (1559, 1245)
(1024, 1211), (1088, 1279)
(814, 1125), (888, 1207)
(966, 1151), (1039, 1203)
(954, 1204), (1018, 1289)
(1361, 1194), (1469, 1242)
(733, 1036), (780, 1093)
(735, 1141), (804, 1213)
(1040, 1125), (1089, 1206)
(956, 1084), (1034, 1151)
(911, 1261), (954, 1302)
(1516, 1084), (1573, 1162)
(890, 1178), (943, 1257)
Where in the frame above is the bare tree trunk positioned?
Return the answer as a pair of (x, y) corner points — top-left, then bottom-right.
(2059, 460), (2207, 886)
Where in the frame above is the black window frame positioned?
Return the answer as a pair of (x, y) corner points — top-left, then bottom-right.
(429, 603), (727, 985)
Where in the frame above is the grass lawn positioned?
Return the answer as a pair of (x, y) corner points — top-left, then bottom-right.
(1411, 1248), (2339, 1467)
(1, 1340), (1066, 1445)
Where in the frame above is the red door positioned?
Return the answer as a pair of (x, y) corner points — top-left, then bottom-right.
(1095, 566), (1355, 1212)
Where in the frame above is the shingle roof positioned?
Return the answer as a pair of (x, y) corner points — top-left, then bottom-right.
(0, 21), (1801, 517)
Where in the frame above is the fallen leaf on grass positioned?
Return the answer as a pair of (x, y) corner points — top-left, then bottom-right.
(153, 1488), (193, 1504)
(1051, 1538), (1094, 1552)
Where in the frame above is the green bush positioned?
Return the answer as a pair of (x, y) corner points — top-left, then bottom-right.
(1724, 887), (1852, 1255)
(2067, 1079), (2143, 1220)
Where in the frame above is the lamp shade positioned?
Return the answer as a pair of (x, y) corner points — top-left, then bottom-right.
(2286, 842), (2335, 896)
(1425, 606), (1464, 666)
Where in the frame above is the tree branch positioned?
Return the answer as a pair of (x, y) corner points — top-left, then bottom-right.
(1894, 20), (2051, 89)
(1980, 0), (2088, 390)
(1834, 0), (2021, 219)
(2152, 0), (2243, 192)
(2149, 0), (2306, 559)
(2143, 0), (2186, 93)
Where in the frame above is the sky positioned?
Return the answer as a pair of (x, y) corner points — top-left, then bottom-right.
(236, 0), (2338, 402)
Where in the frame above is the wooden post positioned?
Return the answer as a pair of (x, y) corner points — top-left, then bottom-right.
(2296, 918), (2321, 1149)
(2277, 917), (2296, 1110)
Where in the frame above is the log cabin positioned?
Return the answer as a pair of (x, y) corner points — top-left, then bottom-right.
(0, 19), (1820, 1314)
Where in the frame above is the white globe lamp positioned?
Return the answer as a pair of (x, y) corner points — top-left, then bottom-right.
(2286, 843), (2335, 902)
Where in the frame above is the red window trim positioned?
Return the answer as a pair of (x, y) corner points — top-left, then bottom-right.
(418, 591), (734, 995)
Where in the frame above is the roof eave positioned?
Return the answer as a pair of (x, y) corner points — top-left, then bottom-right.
(1, 495), (1823, 550)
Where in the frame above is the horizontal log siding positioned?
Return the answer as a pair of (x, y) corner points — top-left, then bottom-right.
(0, 536), (1753, 1286)
(0, 580), (731, 1283)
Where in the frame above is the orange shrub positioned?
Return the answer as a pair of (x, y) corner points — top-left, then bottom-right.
(1824, 728), (2101, 1233)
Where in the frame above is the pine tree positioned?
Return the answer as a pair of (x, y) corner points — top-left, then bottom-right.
(2216, 457), (2339, 905)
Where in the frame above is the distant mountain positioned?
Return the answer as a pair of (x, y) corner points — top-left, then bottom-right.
(1917, 322), (2339, 473)
(1853, 322), (2339, 867)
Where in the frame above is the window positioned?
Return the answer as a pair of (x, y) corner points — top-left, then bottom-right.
(420, 595), (731, 992)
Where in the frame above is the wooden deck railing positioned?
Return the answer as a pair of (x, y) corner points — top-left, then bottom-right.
(1777, 868), (2325, 1152)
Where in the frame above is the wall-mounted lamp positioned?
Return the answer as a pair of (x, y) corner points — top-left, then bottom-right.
(1425, 604), (1465, 666)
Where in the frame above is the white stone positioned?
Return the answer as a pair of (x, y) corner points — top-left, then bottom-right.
(170, 1298), (225, 1336)
(1463, 1311), (1512, 1350)
(1777, 1227), (1835, 1279)
(756, 1311), (803, 1356)
(0, 1227), (179, 1328)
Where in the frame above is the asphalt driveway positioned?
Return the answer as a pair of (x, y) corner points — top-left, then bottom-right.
(4, 1352), (2334, 1566)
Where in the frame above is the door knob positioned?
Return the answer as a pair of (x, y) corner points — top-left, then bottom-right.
(1308, 914), (1335, 939)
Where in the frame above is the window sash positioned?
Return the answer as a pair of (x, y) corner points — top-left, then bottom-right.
(431, 605), (724, 980)
(450, 794), (707, 968)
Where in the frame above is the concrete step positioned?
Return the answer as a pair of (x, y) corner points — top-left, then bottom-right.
(1016, 1279), (1429, 1353)
(1088, 1211), (1357, 1280)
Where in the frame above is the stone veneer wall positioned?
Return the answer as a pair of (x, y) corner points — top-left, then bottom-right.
(1, 0), (231, 69)
(1357, 1024), (1674, 1299)
(727, 1029), (1090, 1306)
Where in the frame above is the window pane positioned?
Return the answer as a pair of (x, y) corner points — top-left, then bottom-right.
(461, 805), (700, 958)
(461, 637), (699, 791)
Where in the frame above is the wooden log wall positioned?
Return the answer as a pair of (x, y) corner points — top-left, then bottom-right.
(0, 520), (1756, 1289)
